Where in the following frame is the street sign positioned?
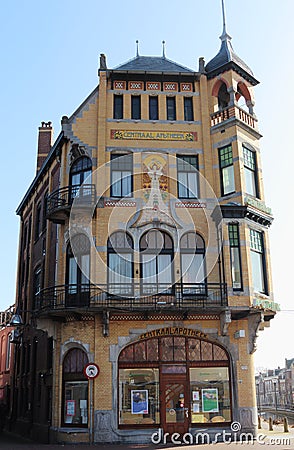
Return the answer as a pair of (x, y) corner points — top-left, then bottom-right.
(84, 363), (100, 379)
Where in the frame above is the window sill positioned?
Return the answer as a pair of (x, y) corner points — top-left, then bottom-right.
(57, 427), (88, 433)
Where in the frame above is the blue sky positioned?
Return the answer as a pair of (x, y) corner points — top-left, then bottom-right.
(0, 0), (293, 369)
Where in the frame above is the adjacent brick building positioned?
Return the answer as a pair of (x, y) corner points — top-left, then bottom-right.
(11, 15), (278, 444)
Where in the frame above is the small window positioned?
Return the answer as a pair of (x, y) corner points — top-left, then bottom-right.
(228, 224), (242, 290)
(243, 146), (259, 197)
(250, 229), (267, 294)
(131, 96), (141, 120)
(219, 146), (235, 196)
(6, 333), (12, 370)
(34, 203), (42, 240)
(34, 267), (42, 296)
(184, 97), (194, 121)
(113, 95), (123, 119)
(166, 97), (176, 120)
(149, 96), (158, 120)
(177, 156), (199, 199)
(42, 192), (48, 230)
(110, 154), (133, 198)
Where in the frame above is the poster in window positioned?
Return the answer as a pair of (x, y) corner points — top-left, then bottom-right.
(131, 390), (148, 414)
(201, 388), (219, 413)
(193, 390), (199, 401)
(193, 403), (200, 413)
(66, 400), (76, 416)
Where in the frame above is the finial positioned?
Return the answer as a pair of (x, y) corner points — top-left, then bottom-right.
(162, 40), (166, 58)
(136, 40), (139, 57)
(221, 0), (226, 35)
(220, 0), (231, 41)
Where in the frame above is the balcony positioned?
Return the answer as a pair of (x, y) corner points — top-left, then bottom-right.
(34, 282), (227, 316)
(210, 105), (258, 131)
(46, 184), (96, 224)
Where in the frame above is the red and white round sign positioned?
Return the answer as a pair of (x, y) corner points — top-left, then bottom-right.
(84, 363), (100, 379)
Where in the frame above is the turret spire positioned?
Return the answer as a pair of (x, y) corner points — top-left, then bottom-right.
(220, 0), (231, 41)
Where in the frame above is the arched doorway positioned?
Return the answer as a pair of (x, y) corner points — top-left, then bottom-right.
(118, 330), (232, 435)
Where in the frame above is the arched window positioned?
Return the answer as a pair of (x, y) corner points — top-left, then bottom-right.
(66, 234), (90, 306)
(62, 348), (88, 427)
(140, 230), (174, 294)
(107, 232), (133, 295)
(70, 156), (92, 187)
(236, 82), (252, 113)
(180, 233), (206, 293)
(217, 82), (229, 110)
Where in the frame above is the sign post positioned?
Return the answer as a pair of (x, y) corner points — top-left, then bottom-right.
(84, 363), (100, 445)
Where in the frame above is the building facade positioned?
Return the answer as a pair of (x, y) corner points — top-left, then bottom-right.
(0, 305), (14, 431)
(11, 19), (278, 444)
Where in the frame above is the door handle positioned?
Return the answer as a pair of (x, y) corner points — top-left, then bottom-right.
(184, 408), (189, 418)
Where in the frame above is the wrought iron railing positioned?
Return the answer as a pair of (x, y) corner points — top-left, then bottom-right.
(35, 282), (227, 313)
(46, 184), (96, 217)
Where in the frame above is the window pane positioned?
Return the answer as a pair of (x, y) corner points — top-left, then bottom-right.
(222, 165), (235, 195)
(158, 255), (172, 285)
(219, 146), (233, 168)
(149, 96), (158, 120)
(178, 172), (188, 198)
(250, 250), (265, 293)
(244, 167), (256, 196)
(119, 368), (160, 425)
(111, 171), (122, 197)
(131, 96), (141, 119)
(184, 97), (194, 121)
(64, 381), (88, 425)
(80, 254), (90, 285)
(69, 257), (78, 286)
(230, 247), (242, 289)
(181, 253), (205, 284)
(187, 172), (198, 198)
(114, 95), (123, 119)
(121, 171), (132, 197)
(166, 97), (176, 120)
(190, 367), (231, 423)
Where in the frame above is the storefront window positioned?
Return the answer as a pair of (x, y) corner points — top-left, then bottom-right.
(62, 348), (88, 427)
(119, 368), (160, 425)
(64, 381), (88, 425)
(190, 367), (231, 423)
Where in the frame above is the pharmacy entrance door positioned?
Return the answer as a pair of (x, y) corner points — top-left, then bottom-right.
(161, 373), (189, 436)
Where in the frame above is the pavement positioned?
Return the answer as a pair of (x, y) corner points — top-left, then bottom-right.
(0, 422), (293, 449)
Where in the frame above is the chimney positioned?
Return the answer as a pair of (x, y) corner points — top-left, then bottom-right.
(37, 121), (53, 172)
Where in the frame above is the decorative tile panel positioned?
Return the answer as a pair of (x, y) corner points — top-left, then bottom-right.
(146, 82), (161, 91)
(129, 81), (144, 90)
(180, 83), (193, 92)
(163, 82), (178, 91)
(113, 81), (126, 90)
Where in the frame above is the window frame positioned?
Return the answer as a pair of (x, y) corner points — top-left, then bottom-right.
(110, 153), (133, 198)
(166, 96), (176, 121)
(243, 145), (259, 198)
(249, 228), (268, 295)
(228, 223), (243, 291)
(131, 95), (141, 120)
(219, 145), (235, 196)
(184, 97), (194, 121)
(149, 96), (159, 120)
(113, 94), (123, 119)
(62, 348), (89, 428)
(177, 155), (199, 199)
(34, 203), (42, 241)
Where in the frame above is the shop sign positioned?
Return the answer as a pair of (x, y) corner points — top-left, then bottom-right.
(111, 129), (198, 142)
(139, 327), (207, 340)
(245, 196), (272, 215)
